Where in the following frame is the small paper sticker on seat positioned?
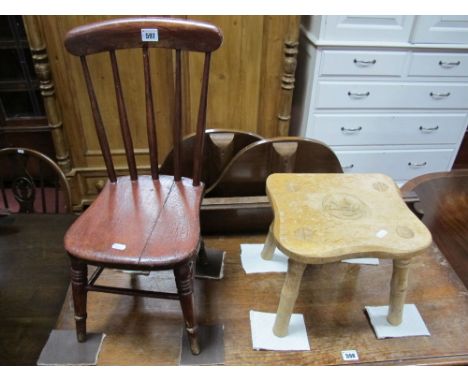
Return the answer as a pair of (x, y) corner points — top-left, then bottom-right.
(376, 229), (388, 238)
(111, 243), (126, 251)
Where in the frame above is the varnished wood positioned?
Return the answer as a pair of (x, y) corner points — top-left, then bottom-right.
(64, 17), (223, 56)
(142, 45), (159, 180)
(64, 176), (203, 269)
(109, 50), (137, 180)
(80, 56), (117, 182)
(63, 18), (222, 354)
(174, 49), (183, 181)
(192, 53), (211, 187)
(70, 257), (88, 342)
(53, 234), (468, 365)
(206, 137), (343, 197)
(277, 38), (300, 136)
(453, 132), (468, 169)
(160, 129), (262, 189)
(22, 16), (71, 173)
(39, 16), (300, 208)
(174, 260), (200, 355)
(401, 170), (468, 288)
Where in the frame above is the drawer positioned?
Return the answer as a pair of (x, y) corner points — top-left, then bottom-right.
(318, 16), (415, 43)
(335, 149), (454, 181)
(409, 53), (468, 77)
(316, 81), (468, 109)
(411, 16), (468, 44)
(319, 50), (406, 77)
(310, 114), (467, 145)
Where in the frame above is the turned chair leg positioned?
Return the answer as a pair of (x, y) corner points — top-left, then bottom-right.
(261, 223), (276, 261)
(70, 256), (88, 342)
(387, 258), (411, 325)
(273, 259), (307, 337)
(174, 259), (200, 355)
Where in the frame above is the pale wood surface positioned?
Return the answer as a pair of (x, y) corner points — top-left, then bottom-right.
(267, 173), (433, 263)
(54, 234), (468, 365)
(388, 259), (411, 325)
(273, 259), (306, 337)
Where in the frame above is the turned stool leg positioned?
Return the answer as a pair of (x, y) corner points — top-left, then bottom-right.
(387, 258), (411, 326)
(174, 260), (200, 355)
(273, 259), (307, 337)
(261, 223), (276, 261)
(70, 256), (88, 342)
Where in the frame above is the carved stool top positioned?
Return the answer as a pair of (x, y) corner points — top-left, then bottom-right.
(267, 173), (432, 264)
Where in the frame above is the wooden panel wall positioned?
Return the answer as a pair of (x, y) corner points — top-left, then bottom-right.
(37, 16), (300, 209)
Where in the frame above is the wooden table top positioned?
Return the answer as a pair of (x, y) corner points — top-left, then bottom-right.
(55, 234), (468, 365)
(267, 173), (433, 263)
(0, 213), (76, 365)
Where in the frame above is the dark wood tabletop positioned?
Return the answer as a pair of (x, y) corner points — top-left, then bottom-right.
(402, 170), (468, 289)
(0, 213), (76, 365)
(55, 233), (468, 365)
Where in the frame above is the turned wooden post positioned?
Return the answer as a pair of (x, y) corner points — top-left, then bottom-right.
(273, 259), (307, 337)
(70, 256), (88, 342)
(23, 16), (71, 173)
(387, 258), (411, 325)
(174, 260), (200, 355)
(261, 223), (276, 260)
(277, 39), (299, 136)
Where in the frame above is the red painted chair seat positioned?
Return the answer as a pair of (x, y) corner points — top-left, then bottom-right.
(64, 175), (203, 269)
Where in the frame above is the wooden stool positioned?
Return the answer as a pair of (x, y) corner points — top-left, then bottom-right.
(261, 173), (432, 337)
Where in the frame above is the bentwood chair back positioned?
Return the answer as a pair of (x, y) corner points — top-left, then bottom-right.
(0, 147), (71, 214)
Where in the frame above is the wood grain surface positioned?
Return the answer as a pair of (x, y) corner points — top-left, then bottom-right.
(64, 176), (203, 269)
(401, 169), (468, 289)
(37, 16), (300, 208)
(55, 234), (468, 365)
(266, 173), (432, 262)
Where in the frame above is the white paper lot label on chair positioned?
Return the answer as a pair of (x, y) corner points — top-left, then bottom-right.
(111, 243), (126, 251)
(141, 29), (159, 42)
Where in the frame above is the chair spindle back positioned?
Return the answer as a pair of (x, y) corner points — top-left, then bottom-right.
(64, 17), (223, 186)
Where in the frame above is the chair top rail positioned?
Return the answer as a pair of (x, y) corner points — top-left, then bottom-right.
(65, 17), (223, 56)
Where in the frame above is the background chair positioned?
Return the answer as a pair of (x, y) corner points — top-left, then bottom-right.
(205, 137), (344, 197)
(0, 147), (71, 214)
(63, 17), (223, 355)
(160, 129), (262, 191)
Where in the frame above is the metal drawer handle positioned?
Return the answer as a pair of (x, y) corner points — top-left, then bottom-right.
(419, 125), (439, 133)
(342, 164), (354, 169)
(439, 60), (461, 67)
(408, 161), (427, 168)
(348, 91), (370, 98)
(430, 91), (451, 98)
(353, 58), (377, 66)
(341, 126), (363, 133)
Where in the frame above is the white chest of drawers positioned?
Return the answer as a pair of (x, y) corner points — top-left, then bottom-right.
(292, 16), (468, 184)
